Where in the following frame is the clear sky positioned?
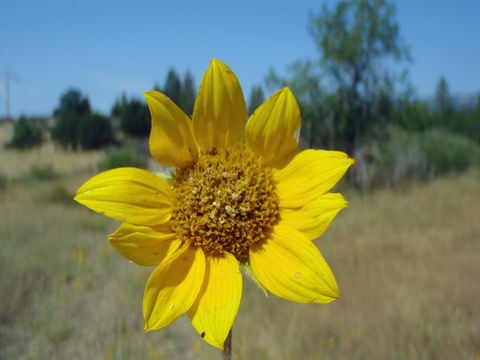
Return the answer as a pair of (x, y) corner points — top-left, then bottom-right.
(1, 0), (479, 118)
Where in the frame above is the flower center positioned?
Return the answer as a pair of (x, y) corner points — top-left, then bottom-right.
(170, 146), (279, 260)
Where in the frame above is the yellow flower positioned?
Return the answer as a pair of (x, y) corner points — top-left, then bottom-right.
(74, 59), (354, 349)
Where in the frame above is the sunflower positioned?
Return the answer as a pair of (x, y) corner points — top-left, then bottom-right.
(74, 59), (354, 349)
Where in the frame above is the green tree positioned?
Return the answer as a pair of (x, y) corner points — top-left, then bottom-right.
(307, 0), (410, 153)
(308, 0), (409, 92)
(394, 96), (432, 132)
(152, 69), (196, 115)
(268, 0), (409, 153)
(78, 113), (114, 149)
(112, 94), (150, 137)
(52, 89), (114, 149)
(7, 115), (43, 149)
(247, 85), (265, 116)
(163, 68), (182, 106)
(51, 89), (91, 150)
(434, 76), (455, 131)
(434, 80), (480, 143)
(435, 76), (453, 114)
(435, 76), (452, 112)
(111, 93), (128, 118)
(180, 70), (196, 116)
(54, 88), (90, 117)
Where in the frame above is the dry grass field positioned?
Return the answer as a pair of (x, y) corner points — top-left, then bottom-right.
(1, 130), (479, 359)
(0, 121), (104, 178)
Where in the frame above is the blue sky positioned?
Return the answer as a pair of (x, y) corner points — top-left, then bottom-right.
(1, 0), (479, 118)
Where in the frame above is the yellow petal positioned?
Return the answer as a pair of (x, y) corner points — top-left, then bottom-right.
(280, 193), (348, 240)
(245, 88), (301, 168)
(250, 223), (339, 304)
(144, 91), (199, 167)
(144, 244), (205, 331)
(274, 149), (354, 208)
(74, 167), (172, 226)
(188, 253), (242, 349)
(108, 222), (181, 266)
(192, 59), (246, 151)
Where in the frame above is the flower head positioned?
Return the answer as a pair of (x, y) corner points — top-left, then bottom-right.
(74, 59), (354, 349)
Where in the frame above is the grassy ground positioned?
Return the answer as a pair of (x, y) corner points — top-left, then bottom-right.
(0, 142), (479, 359)
(0, 142), (104, 178)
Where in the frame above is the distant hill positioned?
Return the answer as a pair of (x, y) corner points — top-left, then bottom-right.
(451, 93), (480, 109)
(426, 92), (480, 111)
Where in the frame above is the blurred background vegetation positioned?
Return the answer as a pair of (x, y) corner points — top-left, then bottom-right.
(1, 0), (479, 359)
(3, 0), (478, 190)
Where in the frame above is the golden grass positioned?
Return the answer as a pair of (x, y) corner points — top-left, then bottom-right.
(1, 121), (105, 178)
(0, 121), (13, 146)
(0, 142), (104, 178)
(0, 150), (479, 359)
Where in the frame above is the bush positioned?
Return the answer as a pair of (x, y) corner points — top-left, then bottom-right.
(98, 148), (148, 171)
(7, 116), (43, 149)
(420, 129), (480, 176)
(351, 128), (480, 189)
(352, 133), (427, 189)
(46, 184), (75, 204)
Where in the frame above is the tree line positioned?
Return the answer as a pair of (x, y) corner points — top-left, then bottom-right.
(6, 68), (199, 150)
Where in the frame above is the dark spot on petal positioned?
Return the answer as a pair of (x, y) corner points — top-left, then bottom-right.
(201, 331), (206, 338)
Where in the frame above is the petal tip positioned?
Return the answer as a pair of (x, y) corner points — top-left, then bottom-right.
(206, 337), (225, 350)
(210, 58), (223, 66)
(312, 291), (340, 305)
(73, 193), (86, 204)
(142, 91), (152, 100)
(143, 90), (163, 101)
(143, 90), (162, 102)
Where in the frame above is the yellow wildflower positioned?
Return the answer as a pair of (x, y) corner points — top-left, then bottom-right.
(75, 59), (353, 349)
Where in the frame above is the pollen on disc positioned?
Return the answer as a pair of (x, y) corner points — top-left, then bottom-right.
(170, 147), (279, 260)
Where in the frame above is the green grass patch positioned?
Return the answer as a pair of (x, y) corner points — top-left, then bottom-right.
(97, 147), (147, 171)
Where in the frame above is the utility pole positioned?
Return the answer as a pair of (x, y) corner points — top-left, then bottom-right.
(2, 69), (19, 120)
(6, 69), (9, 120)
